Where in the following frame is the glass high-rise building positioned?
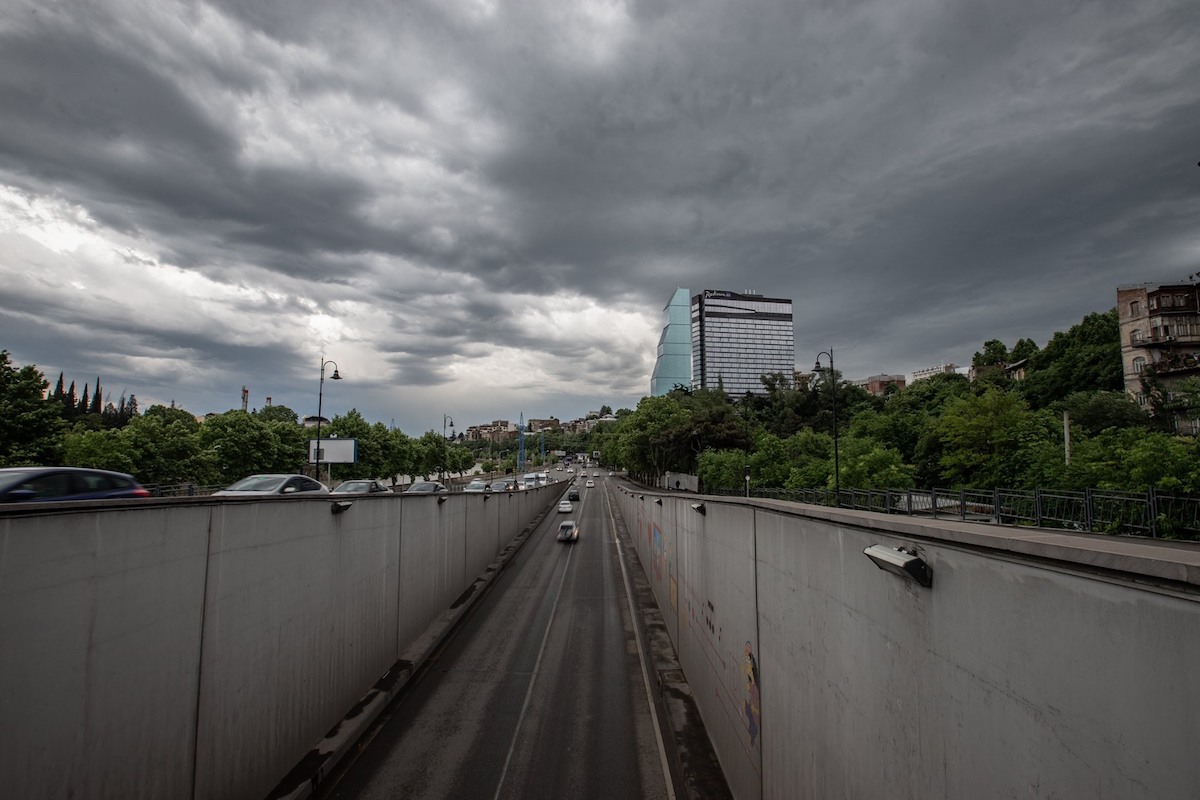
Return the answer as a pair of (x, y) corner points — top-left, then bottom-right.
(691, 290), (795, 396)
(650, 287), (693, 396)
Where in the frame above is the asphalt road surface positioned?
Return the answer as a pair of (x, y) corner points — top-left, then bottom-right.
(321, 475), (675, 800)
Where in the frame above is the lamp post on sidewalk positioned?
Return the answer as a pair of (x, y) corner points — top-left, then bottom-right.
(315, 359), (341, 485)
(815, 348), (840, 507)
(442, 414), (454, 482)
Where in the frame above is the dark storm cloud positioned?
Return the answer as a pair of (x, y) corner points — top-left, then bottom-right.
(1, 0), (1198, 429)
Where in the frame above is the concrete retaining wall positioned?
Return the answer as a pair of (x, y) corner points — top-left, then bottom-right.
(0, 486), (558, 800)
(616, 488), (1200, 800)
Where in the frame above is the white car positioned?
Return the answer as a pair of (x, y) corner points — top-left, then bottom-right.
(585, 479), (595, 488)
(556, 520), (579, 542)
(558, 499), (573, 513)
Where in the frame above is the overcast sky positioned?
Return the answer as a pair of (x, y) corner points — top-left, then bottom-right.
(2, 0), (1198, 434)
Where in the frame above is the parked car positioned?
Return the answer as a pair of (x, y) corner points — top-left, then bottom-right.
(558, 499), (573, 513)
(585, 479), (595, 488)
(556, 519), (579, 542)
(567, 487), (580, 501)
(463, 480), (491, 493)
(331, 479), (393, 495)
(214, 474), (329, 496)
(405, 481), (448, 494)
(0, 467), (151, 503)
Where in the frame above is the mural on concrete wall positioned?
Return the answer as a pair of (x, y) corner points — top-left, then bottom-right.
(651, 522), (664, 583)
(743, 641), (761, 747)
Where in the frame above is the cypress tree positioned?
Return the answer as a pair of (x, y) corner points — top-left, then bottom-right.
(78, 384), (90, 416)
(90, 378), (102, 414)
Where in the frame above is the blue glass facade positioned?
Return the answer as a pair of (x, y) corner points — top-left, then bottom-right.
(650, 287), (693, 395)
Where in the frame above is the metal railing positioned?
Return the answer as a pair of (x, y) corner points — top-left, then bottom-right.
(714, 486), (1200, 540)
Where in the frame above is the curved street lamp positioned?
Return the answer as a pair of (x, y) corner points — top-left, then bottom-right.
(315, 359), (341, 485)
(814, 348), (840, 507)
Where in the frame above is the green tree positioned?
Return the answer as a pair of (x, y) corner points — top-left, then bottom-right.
(932, 389), (1039, 487)
(123, 413), (216, 486)
(63, 428), (135, 473)
(1020, 309), (1122, 409)
(613, 395), (692, 481)
(198, 411), (283, 484)
(0, 351), (65, 466)
(257, 404), (300, 425)
(836, 434), (916, 490)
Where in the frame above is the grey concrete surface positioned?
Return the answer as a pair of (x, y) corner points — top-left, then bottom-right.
(616, 487), (1200, 800)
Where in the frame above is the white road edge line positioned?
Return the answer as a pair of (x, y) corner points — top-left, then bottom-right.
(605, 484), (678, 800)
(492, 532), (575, 800)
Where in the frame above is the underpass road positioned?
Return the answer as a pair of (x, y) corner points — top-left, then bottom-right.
(322, 476), (672, 800)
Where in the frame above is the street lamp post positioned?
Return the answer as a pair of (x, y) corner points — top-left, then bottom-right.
(815, 348), (840, 507)
(315, 359), (341, 485)
(442, 414), (454, 482)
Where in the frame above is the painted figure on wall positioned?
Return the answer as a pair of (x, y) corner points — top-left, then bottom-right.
(652, 522), (664, 583)
(743, 641), (761, 746)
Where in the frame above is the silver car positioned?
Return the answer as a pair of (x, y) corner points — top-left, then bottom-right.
(331, 479), (393, 495)
(214, 474), (330, 496)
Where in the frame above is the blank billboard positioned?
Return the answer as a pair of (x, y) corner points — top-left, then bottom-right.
(308, 438), (358, 464)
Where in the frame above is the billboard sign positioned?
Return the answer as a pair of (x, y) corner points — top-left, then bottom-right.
(308, 438), (358, 464)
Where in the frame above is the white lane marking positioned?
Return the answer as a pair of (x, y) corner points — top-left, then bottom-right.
(492, 535), (575, 800)
(604, 485), (677, 800)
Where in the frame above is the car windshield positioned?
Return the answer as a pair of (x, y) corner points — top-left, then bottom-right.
(225, 475), (288, 492)
(335, 481), (370, 492)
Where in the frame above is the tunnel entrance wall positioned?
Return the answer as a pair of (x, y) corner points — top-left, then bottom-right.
(0, 487), (557, 800)
(615, 488), (1200, 800)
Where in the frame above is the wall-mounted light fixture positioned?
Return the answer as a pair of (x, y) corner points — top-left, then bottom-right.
(654, 498), (663, 506)
(639, 494), (645, 500)
(330, 501), (353, 515)
(437, 496), (447, 505)
(483, 494), (491, 502)
(864, 544), (932, 587)
(691, 502), (706, 516)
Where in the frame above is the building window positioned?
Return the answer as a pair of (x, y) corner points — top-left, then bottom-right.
(1137, 392), (1147, 407)
(1162, 295), (1174, 308)
(1149, 297), (1158, 310)
(1131, 329), (1144, 344)
(1176, 294), (1189, 308)
(1133, 356), (1146, 373)
(1129, 300), (1140, 316)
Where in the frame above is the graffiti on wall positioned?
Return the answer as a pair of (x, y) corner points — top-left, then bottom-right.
(743, 641), (761, 747)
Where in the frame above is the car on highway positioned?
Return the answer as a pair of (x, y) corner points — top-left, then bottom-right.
(462, 480), (491, 493)
(490, 479), (518, 492)
(405, 481), (449, 494)
(331, 479), (393, 495)
(0, 467), (151, 503)
(556, 519), (579, 542)
(592, 471), (599, 477)
(214, 474), (329, 497)
(585, 479), (595, 488)
(558, 499), (573, 513)
(567, 487), (580, 501)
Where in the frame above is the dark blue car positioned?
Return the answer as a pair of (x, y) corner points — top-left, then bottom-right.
(0, 467), (151, 503)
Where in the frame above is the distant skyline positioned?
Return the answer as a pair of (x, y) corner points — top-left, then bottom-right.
(2, 0), (1198, 433)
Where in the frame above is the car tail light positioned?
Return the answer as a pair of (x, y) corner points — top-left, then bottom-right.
(131, 487), (152, 498)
